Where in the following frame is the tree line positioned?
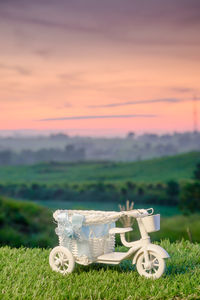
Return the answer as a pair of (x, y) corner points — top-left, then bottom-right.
(0, 145), (85, 165)
(0, 131), (200, 164)
(0, 179), (187, 209)
(0, 162), (199, 214)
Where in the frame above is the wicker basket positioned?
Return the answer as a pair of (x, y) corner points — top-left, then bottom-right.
(142, 214), (160, 233)
(58, 228), (115, 261)
(54, 210), (117, 261)
(54, 209), (123, 225)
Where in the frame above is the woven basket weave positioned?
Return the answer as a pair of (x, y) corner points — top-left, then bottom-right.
(54, 209), (119, 261)
(53, 209), (123, 225)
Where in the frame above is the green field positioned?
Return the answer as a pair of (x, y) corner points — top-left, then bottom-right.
(0, 152), (199, 184)
(1, 153), (200, 298)
(0, 240), (200, 299)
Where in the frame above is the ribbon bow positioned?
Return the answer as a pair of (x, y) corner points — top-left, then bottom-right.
(56, 212), (85, 240)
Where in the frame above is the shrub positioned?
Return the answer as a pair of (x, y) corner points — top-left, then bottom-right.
(179, 181), (200, 213)
(0, 196), (57, 248)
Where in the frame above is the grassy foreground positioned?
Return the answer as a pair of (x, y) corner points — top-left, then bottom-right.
(0, 240), (200, 299)
(0, 152), (199, 184)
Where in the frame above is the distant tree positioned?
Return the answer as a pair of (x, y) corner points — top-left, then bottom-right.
(194, 162), (200, 180)
(166, 180), (179, 197)
(31, 183), (39, 190)
(121, 187), (127, 196)
(154, 144), (177, 156)
(137, 187), (144, 196)
(106, 183), (115, 191)
(144, 142), (151, 149)
(95, 182), (106, 192)
(64, 144), (85, 161)
(147, 184), (153, 190)
(155, 183), (164, 190)
(65, 144), (74, 154)
(127, 132), (135, 139)
(160, 134), (171, 141)
(50, 133), (68, 140)
(54, 188), (65, 199)
(0, 150), (12, 165)
(180, 182), (200, 213)
(166, 180), (179, 205)
(19, 150), (35, 165)
(126, 181), (136, 190)
(178, 133), (191, 146)
(141, 133), (158, 142)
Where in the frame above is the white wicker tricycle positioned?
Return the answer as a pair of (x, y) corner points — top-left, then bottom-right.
(49, 208), (169, 279)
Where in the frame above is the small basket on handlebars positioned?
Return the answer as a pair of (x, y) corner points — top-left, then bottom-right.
(142, 214), (160, 233)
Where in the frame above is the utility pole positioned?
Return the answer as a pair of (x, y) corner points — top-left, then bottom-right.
(193, 95), (198, 133)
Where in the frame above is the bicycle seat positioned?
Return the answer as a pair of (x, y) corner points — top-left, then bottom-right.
(109, 227), (133, 234)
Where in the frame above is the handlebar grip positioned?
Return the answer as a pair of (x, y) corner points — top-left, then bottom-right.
(136, 209), (149, 217)
(146, 208), (154, 215)
(124, 208), (153, 218)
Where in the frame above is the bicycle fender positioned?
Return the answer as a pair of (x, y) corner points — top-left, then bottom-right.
(132, 244), (170, 264)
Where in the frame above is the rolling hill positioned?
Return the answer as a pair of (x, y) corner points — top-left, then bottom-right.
(0, 196), (56, 248)
(0, 152), (199, 184)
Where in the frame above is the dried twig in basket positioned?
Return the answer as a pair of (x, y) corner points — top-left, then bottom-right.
(118, 200), (135, 227)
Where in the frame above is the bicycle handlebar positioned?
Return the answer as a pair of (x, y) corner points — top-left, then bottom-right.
(123, 208), (154, 218)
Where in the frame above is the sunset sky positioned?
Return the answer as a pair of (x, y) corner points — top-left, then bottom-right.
(0, 0), (200, 136)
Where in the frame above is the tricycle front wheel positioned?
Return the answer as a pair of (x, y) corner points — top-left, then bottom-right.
(136, 250), (166, 279)
(49, 246), (75, 274)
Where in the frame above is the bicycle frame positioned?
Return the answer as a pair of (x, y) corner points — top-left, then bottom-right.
(118, 217), (169, 266)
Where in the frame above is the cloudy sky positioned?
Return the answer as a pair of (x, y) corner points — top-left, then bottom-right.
(0, 0), (200, 136)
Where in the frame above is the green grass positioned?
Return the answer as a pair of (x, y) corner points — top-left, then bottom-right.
(152, 214), (200, 243)
(0, 152), (199, 184)
(0, 240), (200, 299)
